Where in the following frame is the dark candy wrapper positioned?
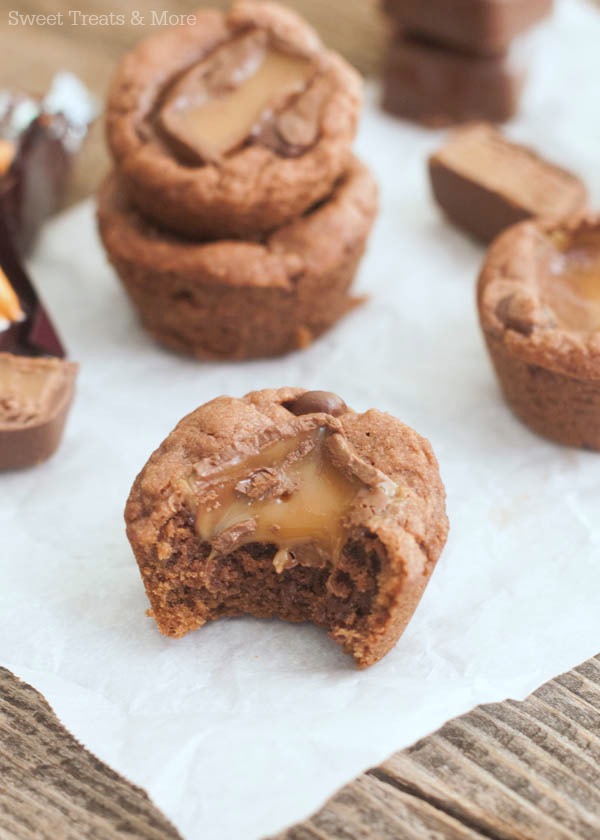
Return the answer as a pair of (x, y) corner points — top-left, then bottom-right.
(0, 210), (65, 358)
(0, 73), (96, 255)
(0, 75), (91, 467)
(0, 195), (79, 470)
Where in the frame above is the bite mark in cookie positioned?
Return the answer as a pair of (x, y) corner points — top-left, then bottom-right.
(125, 388), (449, 668)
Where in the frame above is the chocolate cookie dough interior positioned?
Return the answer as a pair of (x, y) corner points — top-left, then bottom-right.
(542, 228), (600, 334)
(156, 28), (321, 164)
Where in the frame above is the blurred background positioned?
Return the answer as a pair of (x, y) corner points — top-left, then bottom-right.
(2, 0), (596, 210)
(0, 0), (386, 205)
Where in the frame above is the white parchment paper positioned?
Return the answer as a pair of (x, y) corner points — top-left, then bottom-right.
(2, 2), (600, 837)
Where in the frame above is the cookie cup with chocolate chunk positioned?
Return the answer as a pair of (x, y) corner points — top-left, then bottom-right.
(478, 215), (600, 449)
(97, 157), (377, 360)
(106, 1), (362, 240)
(125, 388), (449, 668)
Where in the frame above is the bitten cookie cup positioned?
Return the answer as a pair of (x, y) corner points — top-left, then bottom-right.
(97, 157), (377, 360)
(125, 389), (449, 669)
(478, 216), (600, 450)
(105, 1), (362, 240)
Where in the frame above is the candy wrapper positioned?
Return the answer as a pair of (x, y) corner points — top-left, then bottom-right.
(0, 72), (96, 254)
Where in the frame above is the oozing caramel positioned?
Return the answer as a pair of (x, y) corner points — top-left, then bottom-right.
(193, 429), (361, 570)
(159, 30), (316, 164)
(542, 232), (600, 334)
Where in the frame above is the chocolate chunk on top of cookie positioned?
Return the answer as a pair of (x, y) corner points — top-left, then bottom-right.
(125, 389), (449, 668)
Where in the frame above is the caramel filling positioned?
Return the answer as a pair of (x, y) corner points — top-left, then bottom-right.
(158, 30), (316, 164)
(0, 268), (24, 325)
(543, 233), (600, 333)
(192, 429), (361, 572)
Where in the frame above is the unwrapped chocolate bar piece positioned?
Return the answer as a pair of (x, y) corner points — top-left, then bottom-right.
(383, 34), (523, 126)
(429, 123), (588, 242)
(0, 352), (77, 470)
(382, 0), (553, 56)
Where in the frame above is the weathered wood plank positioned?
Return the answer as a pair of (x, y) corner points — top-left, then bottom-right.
(274, 656), (600, 840)
(304, 774), (485, 840)
(0, 667), (181, 840)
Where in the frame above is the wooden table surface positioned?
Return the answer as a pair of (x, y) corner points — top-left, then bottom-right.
(2, 2), (599, 839)
(2, 656), (599, 839)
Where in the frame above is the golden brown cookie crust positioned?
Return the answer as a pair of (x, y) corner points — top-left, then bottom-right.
(478, 215), (600, 449)
(125, 388), (449, 668)
(97, 157), (378, 360)
(105, 1), (362, 240)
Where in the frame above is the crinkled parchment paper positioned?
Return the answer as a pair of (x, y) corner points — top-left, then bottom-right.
(1, 2), (600, 837)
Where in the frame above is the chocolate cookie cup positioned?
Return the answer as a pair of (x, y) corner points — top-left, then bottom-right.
(125, 388), (449, 668)
(97, 157), (377, 360)
(478, 215), (600, 449)
(106, 1), (362, 240)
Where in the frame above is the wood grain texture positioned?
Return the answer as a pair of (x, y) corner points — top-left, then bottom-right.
(2, 657), (600, 839)
(0, 667), (181, 840)
(272, 655), (600, 840)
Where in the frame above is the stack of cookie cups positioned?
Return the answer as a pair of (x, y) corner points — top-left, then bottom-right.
(98, 1), (378, 360)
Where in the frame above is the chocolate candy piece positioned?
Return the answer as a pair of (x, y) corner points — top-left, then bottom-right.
(286, 390), (348, 417)
(382, 0), (553, 57)
(383, 34), (523, 127)
(158, 29), (318, 164)
(0, 352), (77, 470)
(429, 123), (588, 243)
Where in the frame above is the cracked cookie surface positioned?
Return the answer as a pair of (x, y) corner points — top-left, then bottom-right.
(125, 388), (449, 668)
(106, 1), (362, 239)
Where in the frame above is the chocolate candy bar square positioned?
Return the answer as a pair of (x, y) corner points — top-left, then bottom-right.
(382, 0), (553, 57)
(383, 34), (523, 127)
(429, 123), (588, 242)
